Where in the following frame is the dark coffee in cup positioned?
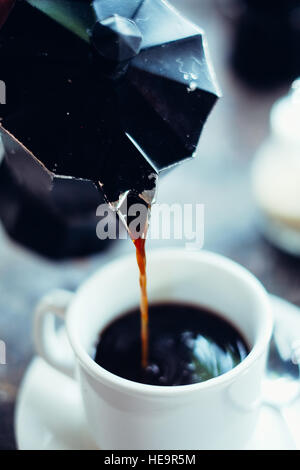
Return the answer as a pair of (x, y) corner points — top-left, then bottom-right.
(94, 303), (249, 386)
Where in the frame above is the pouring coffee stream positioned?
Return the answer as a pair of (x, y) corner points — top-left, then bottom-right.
(113, 189), (151, 368)
(133, 237), (149, 368)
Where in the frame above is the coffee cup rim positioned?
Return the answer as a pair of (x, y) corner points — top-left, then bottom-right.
(66, 249), (273, 397)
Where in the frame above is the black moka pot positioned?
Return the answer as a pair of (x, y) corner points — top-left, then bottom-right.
(0, 0), (220, 259)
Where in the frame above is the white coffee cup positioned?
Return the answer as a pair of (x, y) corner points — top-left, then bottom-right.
(34, 249), (273, 450)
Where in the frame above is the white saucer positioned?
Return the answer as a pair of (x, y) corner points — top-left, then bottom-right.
(15, 296), (300, 450)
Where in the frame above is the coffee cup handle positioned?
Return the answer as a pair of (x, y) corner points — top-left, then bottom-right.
(34, 289), (75, 378)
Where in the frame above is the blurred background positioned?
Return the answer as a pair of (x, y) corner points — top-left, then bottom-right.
(1, 0), (300, 449)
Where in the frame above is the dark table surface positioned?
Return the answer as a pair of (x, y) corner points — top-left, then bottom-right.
(1, 0), (300, 450)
